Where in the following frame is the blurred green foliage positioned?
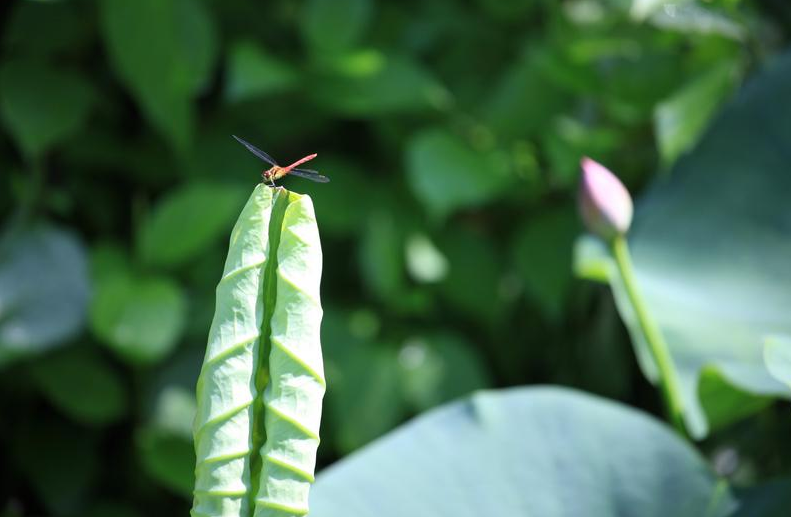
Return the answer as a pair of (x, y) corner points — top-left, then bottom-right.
(1, 0), (790, 516)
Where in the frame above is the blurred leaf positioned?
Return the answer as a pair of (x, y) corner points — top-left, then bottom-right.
(642, 2), (745, 40)
(310, 387), (738, 517)
(483, 47), (570, 140)
(326, 341), (405, 453)
(406, 128), (511, 220)
(302, 0), (373, 58)
(134, 350), (198, 497)
(405, 232), (448, 284)
(323, 309), (404, 453)
(731, 479), (791, 517)
(0, 59), (93, 159)
(29, 347), (127, 426)
(91, 272), (186, 364)
(14, 419), (98, 516)
(631, 0), (681, 20)
(139, 182), (247, 268)
(223, 40), (298, 102)
(398, 332), (491, 411)
(4, 1), (90, 56)
(698, 367), (772, 430)
(358, 210), (406, 301)
(543, 117), (624, 186)
(137, 426), (194, 497)
(150, 385), (196, 437)
(655, 60), (740, 165)
(575, 52), (791, 437)
(311, 53), (450, 117)
(438, 229), (502, 326)
(512, 205), (579, 318)
(90, 241), (129, 284)
(573, 234), (613, 282)
(307, 158), (371, 236)
(100, 0), (217, 151)
(763, 336), (791, 389)
(0, 225), (90, 366)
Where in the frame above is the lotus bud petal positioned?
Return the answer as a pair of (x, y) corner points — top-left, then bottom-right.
(579, 157), (633, 241)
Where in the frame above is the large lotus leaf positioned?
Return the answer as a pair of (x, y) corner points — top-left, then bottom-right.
(575, 51), (791, 437)
(309, 386), (737, 517)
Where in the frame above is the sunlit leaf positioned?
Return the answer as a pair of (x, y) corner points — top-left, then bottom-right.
(405, 233), (448, 284)
(90, 272), (187, 365)
(224, 40), (298, 102)
(406, 128), (511, 220)
(139, 182), (248, 268)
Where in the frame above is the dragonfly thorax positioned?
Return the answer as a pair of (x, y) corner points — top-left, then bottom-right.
(262, 167), (277, 181)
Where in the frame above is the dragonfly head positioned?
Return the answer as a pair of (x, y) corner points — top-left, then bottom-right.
(262, 167), (276, 182)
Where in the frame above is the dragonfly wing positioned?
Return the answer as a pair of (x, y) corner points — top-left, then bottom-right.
(291, 168), (330, 183)
(232, 135), (277, 166)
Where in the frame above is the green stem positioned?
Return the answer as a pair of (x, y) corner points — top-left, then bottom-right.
(611, 235), (686, 435)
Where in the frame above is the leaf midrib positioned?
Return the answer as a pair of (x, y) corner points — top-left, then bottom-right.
(248, 187), (291, 514)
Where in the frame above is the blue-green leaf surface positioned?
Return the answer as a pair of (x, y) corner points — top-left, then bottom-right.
(0, 225), (90, 366)
(192, 185), (325, 517)
(309, 386), (737, 517)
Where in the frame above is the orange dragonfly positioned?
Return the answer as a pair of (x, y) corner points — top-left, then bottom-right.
(233, 135), (329, 185)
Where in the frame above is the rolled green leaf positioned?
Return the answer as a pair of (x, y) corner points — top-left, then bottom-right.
(192, 185), (325, 517)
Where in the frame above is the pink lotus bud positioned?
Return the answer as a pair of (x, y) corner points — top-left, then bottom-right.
(579, 157), (633, 241)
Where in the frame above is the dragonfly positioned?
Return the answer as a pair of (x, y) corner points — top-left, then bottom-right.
(232, 135), (329, 185)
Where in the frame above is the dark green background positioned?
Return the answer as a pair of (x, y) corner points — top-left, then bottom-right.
(1, 0), (790, 516)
